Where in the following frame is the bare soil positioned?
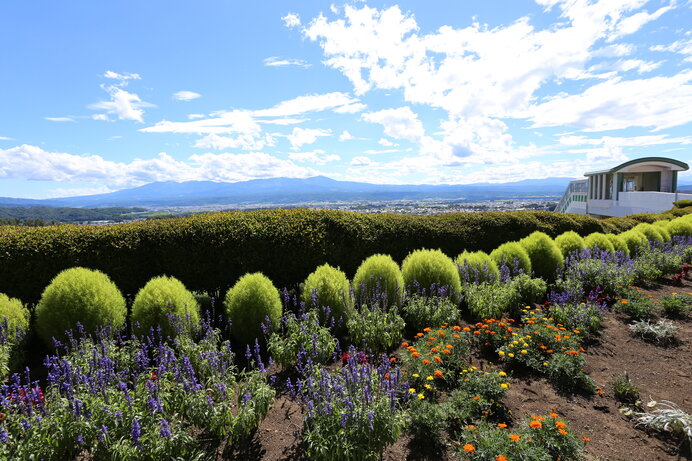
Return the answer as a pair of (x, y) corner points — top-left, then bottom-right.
(229, 276), (692, 461)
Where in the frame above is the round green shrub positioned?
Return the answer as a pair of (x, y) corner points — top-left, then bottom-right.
(519, 231), (564, 282)
(605, 233), (629, 255)
(35, 267), (126, 345)
(0, 293), (29, 335)
(455, 250), (500, 283)
(352, 254), (404, 310)
(301, 264), (353, 322)
(224, 272), (282, 345)
(652, 223), (671, 242)
(489, 242), (532, 275)
(401, 249), (461, 298)
(617, 230), (649, 256)
(583, 233), (615, 253)
(554, 231), (586, 258)
(632, 223), (665, 243)
(131, 276), (200, 337)
(666, 217), (692, 237)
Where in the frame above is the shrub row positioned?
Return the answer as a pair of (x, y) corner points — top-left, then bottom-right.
(0, 209), (629, 303)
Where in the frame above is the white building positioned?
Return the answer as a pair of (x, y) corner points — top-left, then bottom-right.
(556, 157), (691, 217)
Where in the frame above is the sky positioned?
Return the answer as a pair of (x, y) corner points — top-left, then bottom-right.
(0, 0), (691, 199)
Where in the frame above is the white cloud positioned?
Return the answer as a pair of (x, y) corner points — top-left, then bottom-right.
(103, 70), (140, 81)
(252, 92), (362, 117)
(287, 127), (332, 149)
(44, 186), (115, 198)
(193, 133), (272, 151)
(558, 134), (692, 147)
(288, 150), (340, 165)
(91, 86), (153, 123)
(282, 13), (301, 28)
(651, 37), (692, 61)
(362, 106), (424, 143)
(339, 130), (354, 141)
(378, 138), (396, 146)
(363, 148), (399, 154)
(264, 56), (311, 68)
(173, 91), (201, 101)
(142, 110), (260, 135)
(91, 114), (109, 121)
(45, 117), (75, 122)
(332, 102), (367, 113)
(0, 136), (13, 141)
(530, 70), (692, 131)
(350, 155), (372, 166)
(610, 4), (675, 41)
(188, 113), (205, 120)
(0, 144), (318, 188)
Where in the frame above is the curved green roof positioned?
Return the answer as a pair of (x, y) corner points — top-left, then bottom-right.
(585, 157), (689, 176)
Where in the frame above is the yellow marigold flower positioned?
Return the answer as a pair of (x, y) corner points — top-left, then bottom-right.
(521, 350), (528, 354)
(409, 388), (416, 393)
(498, 351), (505, 357)
(501, 383), (509, 389)
(508, 353), (515, 358)
(424, 384), (432, 389)
(412, 373), (420, 378)
(498, 371), (507, 377)
(418, 393), (425, 400)
(426, 376), (434, 381)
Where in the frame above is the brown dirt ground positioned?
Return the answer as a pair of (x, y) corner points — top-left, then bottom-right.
(228, 276), (692, 461)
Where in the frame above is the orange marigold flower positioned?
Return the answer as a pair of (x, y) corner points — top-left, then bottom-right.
(434, 370), (443, 378)
(422, 359), (431, 365)
(416, 333), (424, 338)
(463, 443), (475, 453)
(453, 333), (460, 338)
(558, 428), (568, 435)
(453, 325), (461, 331)
(434, 356), (442, 363)
(401, 342), (409, 347)
(497, 457), (508, 461)
(473, 330), (481, 336)
(445, 344), (453, 349)
(549, 412), (559, 418)
(582, 436), (591, 443)
(431, 347), (439, 353)
(412, 352), (420, 359)
(389, 357), (396, 363)
(529, 420), (542, 429)
(498, 423), (508, 428)
(463, 327), (471, 332)
(509, 434), (520, 442)
(473, 396), (480, 401)
(556, 421), (567, 429)
(465, 425), (476, 430)
(423, 328), (431, 332)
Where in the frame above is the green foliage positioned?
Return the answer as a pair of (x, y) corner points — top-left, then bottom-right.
(302, 264), (353, 323)
(347, 305), (405, 353)
(666, 217), (692, 237)
(0, 293), (29, 335)
(633, 223), (665, 243)
(224, 272), (282, 345)
(611, 372), (640, 403)
(268, 311), (336, 367)
(403, 295), (461, 333)
(35, 267), (126, 345)
(130, 276), (200, 337)
(583, 232), (615, 253)
(618, 229), (649, 256)
(660, 295), (691, 319)
(463, 282), (519, 320)
(651, 221), (672, 241)
(519, 231), (564, 282)
(352, 254), (404, 310)
(0, 209), (617, 304)
(489, 241), (532, 275)
(615, 293), (656, 321)
(407, 398), (448, 448)
(554, 230), (585, 258)
(629, 319), (680, 345)
(401, 248), (461, 298)
(606, 233), (629, 255)
(545, 352), (597, 394)
(455, 250), (499, 283)
(673, 199), (692, 208)
(512, 274), (548, 307)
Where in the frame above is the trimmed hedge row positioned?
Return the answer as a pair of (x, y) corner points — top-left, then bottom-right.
(0, 208), (676, 303)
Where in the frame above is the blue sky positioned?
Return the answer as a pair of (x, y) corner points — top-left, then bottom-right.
(1, 0), (691, 199)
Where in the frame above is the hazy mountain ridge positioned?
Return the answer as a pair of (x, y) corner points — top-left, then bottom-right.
(0, 176), (574, 208)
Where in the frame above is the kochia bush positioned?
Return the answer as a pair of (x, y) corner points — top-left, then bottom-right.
(0, 293), (29, 336)
(301, 264), (353, 323)
(618, 230), (649, 256)
(554, 231), (586, 258)
(583, 233), (615, 253)
(632, 223), (665, 243)
(224, 272), (282, 345)
(489, 242), (532, 276)
(352, 254), (404, 310)
(606, 233), (629, 255)
(35, 267), (126, 345)
(401, 249), (461, 299)
(666, 217), (692, 237)
(651, 221), (672, 241)
(455, 250), (500, 283)
(519, 231), (564, 282)
(130, 276), (200, 337)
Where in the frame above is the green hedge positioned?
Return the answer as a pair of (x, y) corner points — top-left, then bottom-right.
(0, 209), (632, 303)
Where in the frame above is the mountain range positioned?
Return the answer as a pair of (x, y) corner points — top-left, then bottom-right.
(0, 176), (575, 208)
